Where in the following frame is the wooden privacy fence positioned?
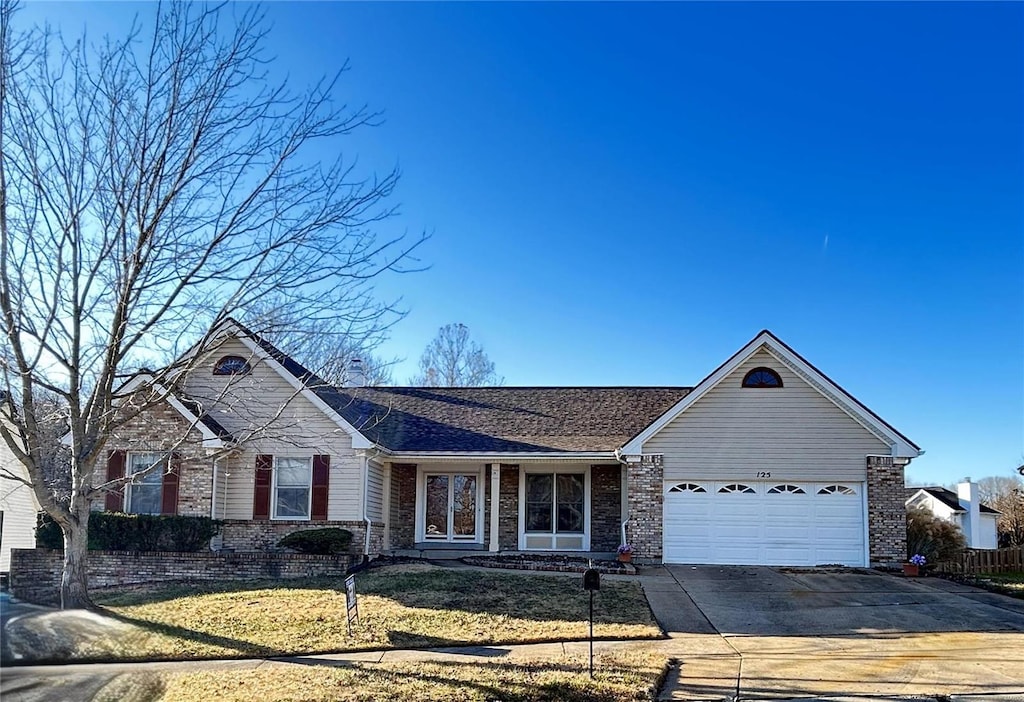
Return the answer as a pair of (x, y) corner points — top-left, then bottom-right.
(936, 546), (1024, 575)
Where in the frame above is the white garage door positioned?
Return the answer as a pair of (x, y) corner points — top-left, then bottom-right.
(663, 481), (866, 566)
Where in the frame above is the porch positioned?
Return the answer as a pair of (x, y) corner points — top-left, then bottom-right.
(384, 462), (624, 555)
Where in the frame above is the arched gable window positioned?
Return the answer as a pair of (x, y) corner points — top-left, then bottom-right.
(742, 367), (783, 388)
(213, 355), (252, 376)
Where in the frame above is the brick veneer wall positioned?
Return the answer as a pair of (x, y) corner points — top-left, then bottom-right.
(626, 458), (663, 561)
(389, 464), (416, 549)
(91, 401), (213, 516)
(499, 465), (520, 550)
(590, 464), (622, 551)
(867, 455), (906, 567)
(10, 548), (354, 605)
(221, 519), (383, 554)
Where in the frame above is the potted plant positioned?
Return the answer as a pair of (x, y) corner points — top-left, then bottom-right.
(617, 543), (634, 563)
(904, 553), (927, 577)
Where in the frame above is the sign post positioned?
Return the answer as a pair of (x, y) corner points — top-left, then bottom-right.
(344, 574), (359, 635)
(582, 568), (601, 679)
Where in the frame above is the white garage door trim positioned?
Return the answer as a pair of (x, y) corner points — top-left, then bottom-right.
(663, 481), (867, 567)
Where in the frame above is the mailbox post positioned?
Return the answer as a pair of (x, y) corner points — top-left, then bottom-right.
(582, 568), (600, 678)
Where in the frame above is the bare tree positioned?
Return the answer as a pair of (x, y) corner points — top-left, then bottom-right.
(977, 472), (1024, 547)
(412, 323), (502, 387)
(0, 2), (423, 608)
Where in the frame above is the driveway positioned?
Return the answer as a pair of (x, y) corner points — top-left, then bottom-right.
(644, 565), (1024, 700)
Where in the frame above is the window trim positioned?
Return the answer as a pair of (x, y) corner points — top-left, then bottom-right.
(523, 472), (586, 535)
(271, 456), (313, 521)
(517, 466), (590, 551)
(212, 355), (252, 376)
(741, 367), (783, 388)
(125, 451), (167, 515)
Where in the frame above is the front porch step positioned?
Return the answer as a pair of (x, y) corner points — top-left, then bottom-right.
(387, 549), (479, 561)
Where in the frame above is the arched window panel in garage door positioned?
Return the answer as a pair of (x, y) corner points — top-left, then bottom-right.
(817, 484), (857, 495)
(718, 483), (756, 494)
(667, 483), (706, 493)
(768, 484), (806, 494)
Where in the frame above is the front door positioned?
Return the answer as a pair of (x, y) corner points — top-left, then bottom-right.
(423, 473), (478, 542)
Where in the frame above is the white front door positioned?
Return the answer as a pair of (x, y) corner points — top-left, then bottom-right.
(422, 473), (479, 542)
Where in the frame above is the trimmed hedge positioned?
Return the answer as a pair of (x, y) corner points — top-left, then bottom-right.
(277, 527), (353, 555)
(36, 512), (223, 552)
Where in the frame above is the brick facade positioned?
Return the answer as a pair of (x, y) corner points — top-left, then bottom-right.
(498, 465), (520, 549)
(92, 401), (213, 516)
(590, 464), (622, 551)
(866, 455), (906, 567)
(388, 464), (416, 549)
(220, 519), (383, 554)
(626, 457), (663, 561)
(10, 548), (354, 605)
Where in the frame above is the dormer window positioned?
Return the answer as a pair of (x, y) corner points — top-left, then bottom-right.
(742, 367), (782, 388)
(213, 355), (251, 376)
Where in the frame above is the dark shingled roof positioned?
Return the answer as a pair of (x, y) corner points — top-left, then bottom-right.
(225, 319), (690, 453)
(319, 385), (691, 453)
(905, 486), (1000, 515)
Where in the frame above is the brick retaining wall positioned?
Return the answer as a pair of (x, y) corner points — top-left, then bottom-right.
(10, 548), (355, 605)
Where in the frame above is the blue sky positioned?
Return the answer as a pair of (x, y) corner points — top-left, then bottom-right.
(23, 2), (1024, 485)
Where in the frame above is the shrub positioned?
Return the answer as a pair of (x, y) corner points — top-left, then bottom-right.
(35, 512), (223, 552)
(907, 505), (966, 564)
(277, 527), (353, 555)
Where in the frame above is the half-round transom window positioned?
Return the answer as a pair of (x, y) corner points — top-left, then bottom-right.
(742, 367), (783, 388)
(213, 355), (251, 376)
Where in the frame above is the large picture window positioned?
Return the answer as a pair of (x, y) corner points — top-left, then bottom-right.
(525, 473), (585, 534)
(127, 452), (166, 515)
(273, 457), (312, 519)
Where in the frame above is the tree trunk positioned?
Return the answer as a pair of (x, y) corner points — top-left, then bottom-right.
(60, 508), (93, 610)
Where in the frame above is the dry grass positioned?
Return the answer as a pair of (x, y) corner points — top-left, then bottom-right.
(79, 564), (660, 662)
(156, 649), (669, 701)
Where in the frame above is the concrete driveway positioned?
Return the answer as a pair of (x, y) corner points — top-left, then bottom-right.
(645, 565), (1024, 700)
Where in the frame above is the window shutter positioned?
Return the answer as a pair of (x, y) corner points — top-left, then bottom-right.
(104, 450), (127, 512)
(161, 453), (181, 515)
(253, 454), (273, 519)
(312, 455), (330, 521)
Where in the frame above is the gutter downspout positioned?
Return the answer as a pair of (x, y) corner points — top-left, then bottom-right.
(362, 453), (372, 556)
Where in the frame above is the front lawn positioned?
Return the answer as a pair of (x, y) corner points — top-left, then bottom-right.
(96, 650), (670, 702)
(976, 571), (1024, 596)
(77, 564), (660, 662)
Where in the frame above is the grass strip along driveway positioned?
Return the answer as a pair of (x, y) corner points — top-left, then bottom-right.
(74, 564), (661, 663)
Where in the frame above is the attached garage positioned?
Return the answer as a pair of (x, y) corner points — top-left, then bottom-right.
(662, 480), (867, 566)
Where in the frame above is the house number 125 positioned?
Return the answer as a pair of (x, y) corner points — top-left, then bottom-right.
(755, 471), (771, 478)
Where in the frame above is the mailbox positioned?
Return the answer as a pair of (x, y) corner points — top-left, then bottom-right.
(583, 568), (601, 591)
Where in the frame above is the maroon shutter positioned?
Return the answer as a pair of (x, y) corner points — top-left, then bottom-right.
(161, 453), (181, 515)
(311, 455), (330, 521)
(253, 454), (273, 519)
(105, 450), (127, 512)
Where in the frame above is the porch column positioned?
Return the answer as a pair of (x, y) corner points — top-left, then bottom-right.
(489, 463), (501, 552)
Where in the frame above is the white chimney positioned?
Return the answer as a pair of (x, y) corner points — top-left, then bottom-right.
(957, 481), (980, 549)
(345, 358), (367, 388)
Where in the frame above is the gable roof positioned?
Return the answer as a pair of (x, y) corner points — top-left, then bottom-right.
(905, 486), (1001, 515)
(118, 374), (233, 449)
(620, 330), (922, 458)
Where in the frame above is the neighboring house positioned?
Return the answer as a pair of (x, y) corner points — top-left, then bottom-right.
(0, 419), (41, 573)
(905, 483), (1000, 550)
(92, 321), (922, 568)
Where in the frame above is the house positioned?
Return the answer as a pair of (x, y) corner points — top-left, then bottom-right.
(0, 415), (40, 573)
(91, 321), (922, 568)
(905, 483), (1000, 549)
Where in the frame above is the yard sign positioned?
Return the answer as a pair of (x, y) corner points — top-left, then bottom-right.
(345, 574), (359, 634)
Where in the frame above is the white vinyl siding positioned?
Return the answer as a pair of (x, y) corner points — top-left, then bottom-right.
(366, 461), (385, 521)
(191, 339), (363, 521)
(0, 432), (40, 571)
(645, 350), (890, 482)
